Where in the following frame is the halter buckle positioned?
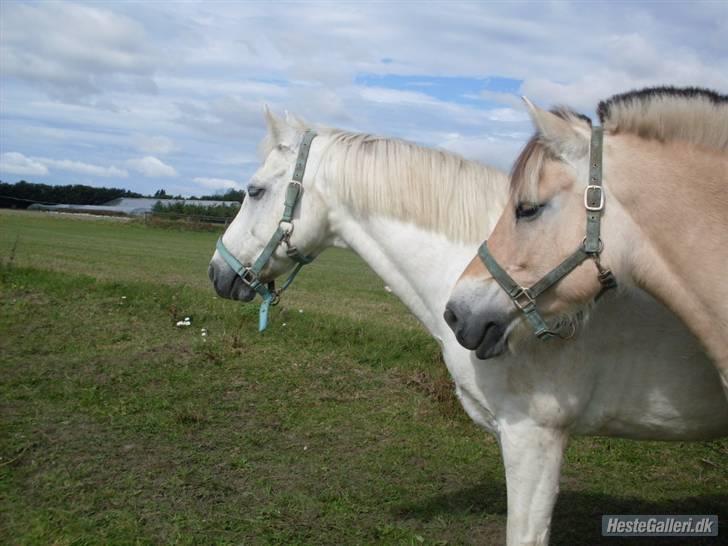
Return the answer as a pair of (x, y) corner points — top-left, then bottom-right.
(584, 185), (604, 211)
(512, 287), (536, 311)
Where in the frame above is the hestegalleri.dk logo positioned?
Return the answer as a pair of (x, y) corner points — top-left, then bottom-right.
(602, 515), (718, 537)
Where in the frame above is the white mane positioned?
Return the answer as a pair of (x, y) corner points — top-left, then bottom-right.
(318, 129), (509, 243)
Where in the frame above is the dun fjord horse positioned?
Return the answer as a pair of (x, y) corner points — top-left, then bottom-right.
(445, 87), (728, 399)
(209, 108), (727, 545)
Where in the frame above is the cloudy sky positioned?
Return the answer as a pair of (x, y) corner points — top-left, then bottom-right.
(1, 1), (726, 197)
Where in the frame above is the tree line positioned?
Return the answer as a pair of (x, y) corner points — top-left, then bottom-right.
(0, 180), (244, 208)
(151, 188), (245, 202)
(151, 200), (239, 220)
(0, 180), (142, 206)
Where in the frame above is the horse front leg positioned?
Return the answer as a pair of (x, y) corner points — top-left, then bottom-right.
(499, 423), (568, 546)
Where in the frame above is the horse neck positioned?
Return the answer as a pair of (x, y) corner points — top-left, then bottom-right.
(311, 133), (508, 338)
(606, 134), (728, 363)
(331, 213), (482, 337)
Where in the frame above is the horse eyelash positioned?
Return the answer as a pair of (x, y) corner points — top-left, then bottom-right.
(515, 202), (545, 221)
(247, 186), (265, 198)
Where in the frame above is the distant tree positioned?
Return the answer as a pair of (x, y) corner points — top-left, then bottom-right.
(0, 180), (142, 207)
(152, 200), (240, 222)
(221, 188), (245, 202)
(196, 188), (245, 202)
(0, 180), (246, 209)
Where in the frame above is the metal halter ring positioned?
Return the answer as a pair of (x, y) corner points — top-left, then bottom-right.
(241, 269), (259, 286)
(582, 236), (604, 254)
(512, 287), (536, 311)
(279, 220), (294, 238)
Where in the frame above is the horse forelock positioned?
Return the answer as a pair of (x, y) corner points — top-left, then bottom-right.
(510, 135), (546, 205)
(510, 107), (590, 205)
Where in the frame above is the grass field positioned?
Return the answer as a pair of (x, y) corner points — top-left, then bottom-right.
(1, 209), (726, 545)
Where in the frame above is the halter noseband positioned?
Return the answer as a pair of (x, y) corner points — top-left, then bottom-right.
(216, 130), (317, 332)
(478, 126), (617, 339)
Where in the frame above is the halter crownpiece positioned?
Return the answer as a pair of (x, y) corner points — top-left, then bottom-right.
(479, 126), (617, 339)
(216, 130), (317, 332)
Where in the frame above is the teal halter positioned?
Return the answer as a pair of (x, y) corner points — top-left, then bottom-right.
(478, 126), (617, 339)
(216, 130), (317, 332)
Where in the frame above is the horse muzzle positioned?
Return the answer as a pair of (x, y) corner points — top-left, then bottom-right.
(444, 298), (509, 360)
(208, 261), (256, 302)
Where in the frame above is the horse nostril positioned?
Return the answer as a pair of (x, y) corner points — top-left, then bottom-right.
(208, 264), (216, 283)
(443, 305), (458, 329)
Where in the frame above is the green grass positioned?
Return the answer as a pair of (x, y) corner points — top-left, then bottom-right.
(0, 209), (726, 545)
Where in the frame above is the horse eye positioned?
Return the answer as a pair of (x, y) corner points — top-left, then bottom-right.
(515, 202), (544, 221)
(247, 186), (265, 199)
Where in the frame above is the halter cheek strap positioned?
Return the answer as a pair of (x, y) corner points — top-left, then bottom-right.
(479, 126), (617, 339)
(216, 130), (317, 332)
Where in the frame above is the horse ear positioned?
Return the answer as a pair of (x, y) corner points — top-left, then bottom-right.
(522, 97), (589, 160)
(284, 110), (298, 126)
(285, 110), (308, 130)
(263, 105), (283, 141)
(262, 105), (296, 146)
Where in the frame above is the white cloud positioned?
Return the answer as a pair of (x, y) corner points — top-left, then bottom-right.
(0, 152), (129, 179)
(0, 2), (157, 102)
(193, 177), (242, 190)
(174, 95), (268, 138)
(439, 134), (526, 172)
(134, 135), (175, 155)
(484, 108), (529, 123)
(156, 76), (287, 98)
(0, 152), (49, 176)
(478, 91), (525, 109)
(359, 87), (437, 107)
(1, 2), (726, 196)
(126, 156), (177, 177)
(519, 32), (728, 114)
(38, 158), (128, 178)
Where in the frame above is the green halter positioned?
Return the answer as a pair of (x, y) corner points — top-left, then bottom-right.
(478, 126), (617, 339)
(216, 130), (317, 332)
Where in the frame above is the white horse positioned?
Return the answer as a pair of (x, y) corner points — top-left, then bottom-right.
(208, 109), (728, 546)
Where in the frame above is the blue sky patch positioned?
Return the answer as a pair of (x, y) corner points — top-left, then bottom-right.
(355, 74), (522, 106)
